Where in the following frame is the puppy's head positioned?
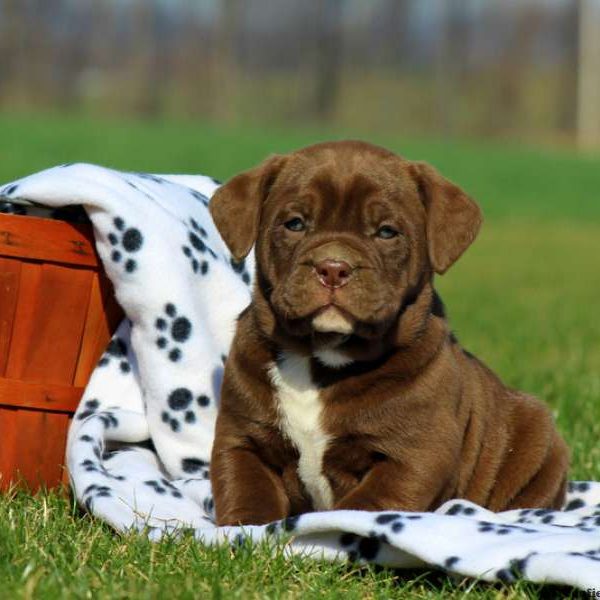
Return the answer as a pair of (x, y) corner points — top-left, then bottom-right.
(210, 141), (481, 344)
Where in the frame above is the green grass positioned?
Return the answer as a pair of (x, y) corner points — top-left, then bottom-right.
(1, 112), (599, 598)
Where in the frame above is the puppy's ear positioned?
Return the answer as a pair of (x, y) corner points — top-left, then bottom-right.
(410, 162), (482, 274)
(210, 155), (287, 261)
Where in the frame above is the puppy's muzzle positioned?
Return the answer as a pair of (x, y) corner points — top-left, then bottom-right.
(315, 259), (353, 289)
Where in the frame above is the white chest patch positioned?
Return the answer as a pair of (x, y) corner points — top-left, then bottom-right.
(268, 352), (334, 510)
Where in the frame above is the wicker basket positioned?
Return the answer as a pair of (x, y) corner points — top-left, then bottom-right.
(0, 212), (122, 491)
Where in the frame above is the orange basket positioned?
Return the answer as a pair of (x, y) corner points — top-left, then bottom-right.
(0, 213), (122, 491)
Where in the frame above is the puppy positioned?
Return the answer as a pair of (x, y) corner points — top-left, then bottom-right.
(209, 140), (569, 526)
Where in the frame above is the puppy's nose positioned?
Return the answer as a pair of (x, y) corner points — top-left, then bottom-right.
(315, 259), (352, 288)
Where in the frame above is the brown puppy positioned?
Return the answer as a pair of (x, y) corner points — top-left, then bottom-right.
(209, 140), (569, 526)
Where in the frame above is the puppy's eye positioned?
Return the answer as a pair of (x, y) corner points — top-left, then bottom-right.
(284, 217), (306, 232)
(375, 225), (399, 239)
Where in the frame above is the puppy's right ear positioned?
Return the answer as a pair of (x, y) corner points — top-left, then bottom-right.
(209, 155), (287, 261)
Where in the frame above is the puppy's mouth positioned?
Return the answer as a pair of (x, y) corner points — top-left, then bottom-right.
(311, 303), (356, 335)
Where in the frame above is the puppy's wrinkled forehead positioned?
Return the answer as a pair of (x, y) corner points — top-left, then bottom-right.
(265, 144), (419, 224)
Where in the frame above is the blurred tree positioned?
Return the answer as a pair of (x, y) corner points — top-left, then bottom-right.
(0, 0), (593, 147)
(312, 0), (344, 121)
(214, 0), (242, 122)
(577, 0), (600, 149)
(435, 0), (470, 135)
(131, 1), (168, 118)
(557, 0), (580, 135)
(491, 5), (543, 136)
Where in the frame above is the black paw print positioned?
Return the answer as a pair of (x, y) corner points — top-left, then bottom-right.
(264, 515), (302, 536)
(155, 303), (192, 362)
(99, 411), (119, 430)
(444, 556), (460, 569)
(477, 520), (536, 535)
(565, 497), (586, 511)
(79, 435), (131, 464)
(107, 216), (143, 273)
(443, 502), (479, 517)
(79, 457), (125, 481)
(161, 388), (211, 433)
(230, 258), (251, 285)
(576, 515), (600, 528)
(182, 218), (216, 275)
(187, 188), (210, 207)
(339, 532), (386, 562)
(1, 183), (19, 197)
(568, 481), (591, 494)
(515, 508), (558, 525)
(374, 511), (422, 534)
(568, 548), (600, 562)
(82, 484), (112, 511)
(144, 478), (183, 499)
(77, 398), (101, 420)
(181, 457), (210, 479)
(494, 552), (538, 583)
(98, 336), (131, 374)
(134, 172), (166, 184)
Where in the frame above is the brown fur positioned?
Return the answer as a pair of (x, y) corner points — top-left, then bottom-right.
(209, 140), (570, 526)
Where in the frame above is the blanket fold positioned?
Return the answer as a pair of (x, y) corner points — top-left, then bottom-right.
(1, 164), (598, 591)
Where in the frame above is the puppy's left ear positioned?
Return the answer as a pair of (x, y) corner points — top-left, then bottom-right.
(210, 155), (287, 261)
(410, 162), (483, 274)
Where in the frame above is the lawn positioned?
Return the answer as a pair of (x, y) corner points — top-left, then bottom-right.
(1, 113), (599, 598)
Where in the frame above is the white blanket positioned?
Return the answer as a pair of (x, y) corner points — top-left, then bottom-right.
(1, 164), (599, 591)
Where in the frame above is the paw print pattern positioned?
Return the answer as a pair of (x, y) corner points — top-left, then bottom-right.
(476, 521), (536, 535)
(338, 532), (386, 562)
(568, 481), (591, 494)
(0, 183), (19, 198)
(160, 388), (211, 433)
(181, 457), (210, 478)
(443, 502), (479, 517)
(230, 258), (251, 285)
(565, 497), (586, 511)
(568, 548), (600, 562)
(495, 552), (538, 583)
(187, 188), (210, 207)
(574, 514), (600, 529)
(77, 398), (101, 420)
(82, 484), (112, 511)
(79, 457), (125, 481)
(264, 515), (302, 537)
(98, 336), (131, 373)
(107, 216), (143, 273)
(134, 172), (166, 184)
(154, 303), (192, 362)
(373, 512), (422, 534)
(515, 508), (559, 525)
(144, 478), (183, 499)
(331, 512), (424, 562)
(99, 412), (119, 430)
(182, 218), (216, 275)
(77, 404), (119, 429)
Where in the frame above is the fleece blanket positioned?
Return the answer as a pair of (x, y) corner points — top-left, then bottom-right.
(1, 164), (600, 591)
